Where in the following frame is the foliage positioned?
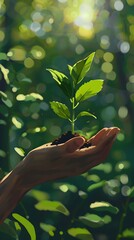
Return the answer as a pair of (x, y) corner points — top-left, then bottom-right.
(48, 52), (104, 133)
(0, 0), (134, 239)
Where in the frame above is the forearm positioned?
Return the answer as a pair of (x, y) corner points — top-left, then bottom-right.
(0, 164), (26, 224)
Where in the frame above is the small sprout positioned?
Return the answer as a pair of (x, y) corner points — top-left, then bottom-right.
(47, 52), (104, 133)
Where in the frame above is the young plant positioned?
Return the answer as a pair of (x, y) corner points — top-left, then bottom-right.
(47, 52), (104, 134)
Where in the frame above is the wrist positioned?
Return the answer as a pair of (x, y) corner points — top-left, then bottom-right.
(0, 158), (28, 224)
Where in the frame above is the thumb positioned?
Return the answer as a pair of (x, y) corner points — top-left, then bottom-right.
(64, 136), (85, 153)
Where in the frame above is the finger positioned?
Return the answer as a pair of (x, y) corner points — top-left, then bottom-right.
(78, 128), (119, 156)
(63, 136), (85, 153)
(89, 128), (109, 145)
(89, 127), (120, 146)
(80, 135), (116, 172)
(106, 127), (120, 138)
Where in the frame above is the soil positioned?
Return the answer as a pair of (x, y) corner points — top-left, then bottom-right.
(51, 131), (91, 148)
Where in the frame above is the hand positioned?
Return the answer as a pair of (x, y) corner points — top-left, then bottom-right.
(0, 127), (120, 224)
(20, 127), (120, 191)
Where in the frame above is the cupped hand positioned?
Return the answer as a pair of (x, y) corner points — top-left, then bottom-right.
(21, 127), (120, 191)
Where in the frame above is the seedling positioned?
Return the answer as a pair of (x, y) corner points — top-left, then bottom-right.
(47, 52), (104, 134)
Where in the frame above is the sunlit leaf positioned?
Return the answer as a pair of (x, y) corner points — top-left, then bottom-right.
(76, 111), (97, 119)
(0, 218), (20, 239)
(35, 200), (70, 216)
(50, 101), (70, 119)
(70, 52), (95, 85)
(47, 68), (72, 97)
(40, 223), (56, 236)
(122, 228), (134, 238)
(68, 227), (94, 240)
(75, 80), (104, 102)
(14, 147), (25, 157)
(86, 174), (100, 182)
(12, 213), (36, 240)
(79, 214), (104, 228)
(47, 69), (68, 85)
(90, 202), (119, 214)
(29, 93), (43, 100)
(0, 64), (10, 84)
(28, 189), (49, 201)
(14, 221), (21, 232)
(54, 183), (78, 193)
(16, 93), (43, 101)
(12, 116), (24, 129)
(68, 64), (73, 75)
(87, 180), (106, 192)
(2, 98), (13, 108)
(0, 91), (7, 100)
(93, 162), (112, 173)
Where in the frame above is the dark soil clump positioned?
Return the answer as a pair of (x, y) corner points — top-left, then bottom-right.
(51, 131), (91, 148)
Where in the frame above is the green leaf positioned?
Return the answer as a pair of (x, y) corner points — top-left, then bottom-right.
(50, 101), (70, 119)
(12, 213), (36, 240)
(75, 80), (104, 102)
(103, 215), (112, 224)
(16, 93), (43, 101)
(79, 214), (111, 228)
(0, 91), (7, 100)
(0, 218), (20, 239)
(70, 52), (95, 85)
(87, 180), (106, 192)
(40, 223), (56, 236)
(35, 200), (70, 216)
(76, 111), (97, 120)
(0, 64), (10, 84)
(68, 227), (94, 240)
(121, 228), (134, 238)
(47, 68), (72, 97)
(0, 52), (9, 61)
(14, 147), (25, 157)
(54, 183), (78, 193)
(12, 116), (24, 129)
(79, 214), (104, 228)
(2, 98), (13, 108)
(68, 64), (73, 75)
(28, 189), (49, 201)
(90, 201), (119, 214)
(47, 68), (68, 85)
(0, 91), (13, 108)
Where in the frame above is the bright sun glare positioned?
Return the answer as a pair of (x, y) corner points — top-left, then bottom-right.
(73, 0), (96, 39)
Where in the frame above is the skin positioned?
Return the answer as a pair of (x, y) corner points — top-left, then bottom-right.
(0, 127), (120, 224)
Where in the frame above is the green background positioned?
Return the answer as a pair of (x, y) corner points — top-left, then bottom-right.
(0, 0), (134, 239)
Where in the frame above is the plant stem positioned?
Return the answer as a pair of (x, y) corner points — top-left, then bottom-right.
(71, 97), (75, 133)
(116, 198), (129, 240)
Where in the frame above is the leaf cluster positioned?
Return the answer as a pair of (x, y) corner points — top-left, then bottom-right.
(47, 52), (104, 132)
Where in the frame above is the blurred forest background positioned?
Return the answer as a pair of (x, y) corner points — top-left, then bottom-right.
(0, 0), (134, 239)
